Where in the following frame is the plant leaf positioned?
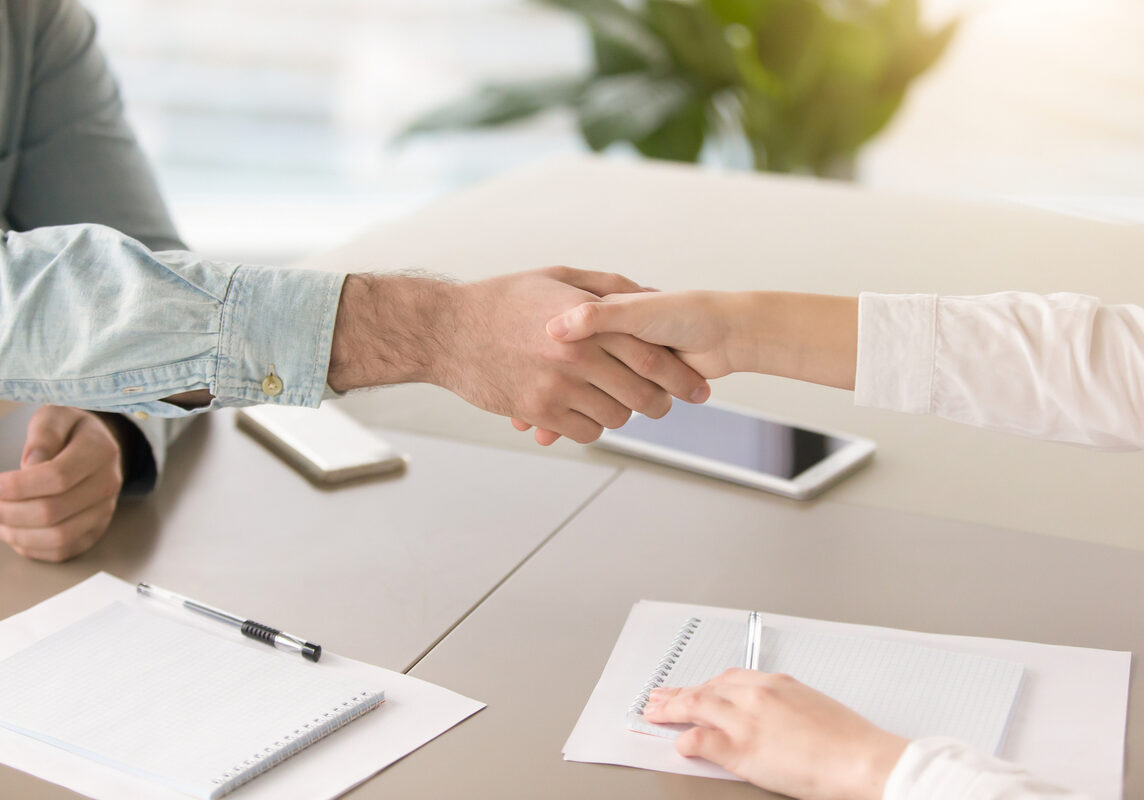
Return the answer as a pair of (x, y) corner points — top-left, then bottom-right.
(645, 0), (738, 85)
(537, 0), (670, 68)
(397, 78), (585, 139)
(752, 0), (830, 97)
(576, 72), (699, 151)
(707, 0), (762, 28)
(633, 98), (708, 162)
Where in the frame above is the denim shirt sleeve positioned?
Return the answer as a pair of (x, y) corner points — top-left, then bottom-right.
(0, 224), (346, 418)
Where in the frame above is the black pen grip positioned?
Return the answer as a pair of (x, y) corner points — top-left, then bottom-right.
(240, 620), (280, 646)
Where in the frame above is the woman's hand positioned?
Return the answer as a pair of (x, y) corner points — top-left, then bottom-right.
(546, 291), (756, 379)
(643, 669), (907, 800)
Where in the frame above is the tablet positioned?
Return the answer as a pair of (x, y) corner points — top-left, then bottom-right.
(596, 400), (874, 499)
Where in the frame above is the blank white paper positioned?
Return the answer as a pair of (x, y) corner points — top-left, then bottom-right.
(0, 574), (485, 800)
(0, 603), (383, 799)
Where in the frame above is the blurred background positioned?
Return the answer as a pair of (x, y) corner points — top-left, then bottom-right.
(84, 0), (1144, 265)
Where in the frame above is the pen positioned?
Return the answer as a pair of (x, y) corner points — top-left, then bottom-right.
(745, 611), (762, 670)
(137, 583), (322, 662)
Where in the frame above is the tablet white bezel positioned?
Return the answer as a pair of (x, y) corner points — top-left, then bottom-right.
(595, 400), (875, 500)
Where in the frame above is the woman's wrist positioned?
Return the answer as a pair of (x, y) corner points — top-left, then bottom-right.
(740, 292), (859, 390)
(853, 731), (910, 800)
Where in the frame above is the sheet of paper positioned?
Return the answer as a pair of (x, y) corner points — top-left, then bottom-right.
(564, 600), (1130, 799)
(0, 574), (485, 800)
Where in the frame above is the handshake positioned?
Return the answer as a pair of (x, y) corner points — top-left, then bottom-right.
(327, 265), (857, 444)
(328, 266), (718, 445)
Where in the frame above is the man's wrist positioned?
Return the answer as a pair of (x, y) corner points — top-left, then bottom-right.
(327, 273), (460, 392)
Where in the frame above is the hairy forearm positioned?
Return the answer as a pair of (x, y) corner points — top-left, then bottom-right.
(742, 292), (859, 390)
(326, 273), (460, 393)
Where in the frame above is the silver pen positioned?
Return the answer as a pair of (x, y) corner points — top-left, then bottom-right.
(745, 611), (763, 670)
(137, 583), (322, 662)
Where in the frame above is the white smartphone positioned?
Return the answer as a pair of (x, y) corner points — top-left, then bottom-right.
(236, 404), (408, 486)
(596, 400), (874, 500)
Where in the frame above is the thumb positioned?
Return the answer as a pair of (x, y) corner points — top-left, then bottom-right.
(547, 299), (646, 342)
(22, 406), (79, 467)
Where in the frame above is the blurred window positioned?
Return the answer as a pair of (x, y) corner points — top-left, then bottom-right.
(84, 0), (587, 262)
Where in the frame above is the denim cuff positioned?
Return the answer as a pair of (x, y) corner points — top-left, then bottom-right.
(213, 266), (346, 409)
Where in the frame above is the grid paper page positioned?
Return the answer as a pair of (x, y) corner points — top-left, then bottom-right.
(758, 626), (1023, 754)
(627, 617), (1023, 754)
(0, 603), (384, 799)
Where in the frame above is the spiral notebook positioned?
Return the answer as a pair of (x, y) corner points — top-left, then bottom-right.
(627, 613), (1025, 755)
(0, 602), (385, 799)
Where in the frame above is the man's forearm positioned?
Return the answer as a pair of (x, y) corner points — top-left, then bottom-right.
(326, 273), (460, 393)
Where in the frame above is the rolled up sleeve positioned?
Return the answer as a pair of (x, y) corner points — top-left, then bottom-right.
(0, 223), (345, 416)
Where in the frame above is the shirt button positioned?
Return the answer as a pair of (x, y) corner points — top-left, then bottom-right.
(133, 410), (149, 421)
(261, 364), (284, 397)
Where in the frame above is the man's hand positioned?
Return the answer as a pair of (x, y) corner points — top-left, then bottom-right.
(0, 406), (125, 562)
(328, 267), (711, 445)
(642, 670), (907, 800)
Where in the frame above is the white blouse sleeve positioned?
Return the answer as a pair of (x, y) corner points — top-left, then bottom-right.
(884, 738), (1089, 800)
(854, 292), (1144, 449)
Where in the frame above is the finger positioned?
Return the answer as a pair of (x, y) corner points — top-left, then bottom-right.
(0, 499), (114, 561)
(675, 725), (738, 765)
(572, 347), (673, 420)
(545, 267), (643, 298)
(0, 421), (113, 503)
(548, 296), (664, 343)
(510, 418), (533, 432)
(10, 524), (105, 563)
(533, 428), (561, 446)
(642, 685), (743, 730)
(600, 335), (710, 406)
(0, 467), (120, 529)
(569, 383), (633, 432)
(536, 409), (604, 445)
(21, 406), (82, 467)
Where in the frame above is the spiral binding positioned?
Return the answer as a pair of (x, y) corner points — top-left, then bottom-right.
(627, 617), (702, 717)
(208, 689), (384, 798)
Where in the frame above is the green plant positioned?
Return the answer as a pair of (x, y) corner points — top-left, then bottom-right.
(401, 0), (956, 176)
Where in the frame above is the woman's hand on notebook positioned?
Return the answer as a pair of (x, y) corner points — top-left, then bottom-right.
(0, 406), (124, 562)
(642, 669), (908, 800)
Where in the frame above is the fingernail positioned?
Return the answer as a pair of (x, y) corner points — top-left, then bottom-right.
(648, 688), (664, 700)
(24, 449), (48, 466)
(689, 385), (710, 404)
(547, 317), (569, 339)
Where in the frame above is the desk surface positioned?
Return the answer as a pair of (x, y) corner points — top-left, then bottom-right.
(2, 158), (1140, 799)
(0, 406), (616, 673)
(375, 466), (1144, 799)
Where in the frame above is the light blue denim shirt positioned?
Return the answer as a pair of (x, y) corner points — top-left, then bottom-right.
(0, 224), (345, 417)
(1, 0), (346, 491)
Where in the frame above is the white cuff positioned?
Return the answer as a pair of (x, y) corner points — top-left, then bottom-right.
(884, 738), (986, 800)
(855, 293), (937, 415)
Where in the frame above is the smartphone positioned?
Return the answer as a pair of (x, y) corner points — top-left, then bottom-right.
(236, 404), (408, 486)
(596, 400), (874, 500)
